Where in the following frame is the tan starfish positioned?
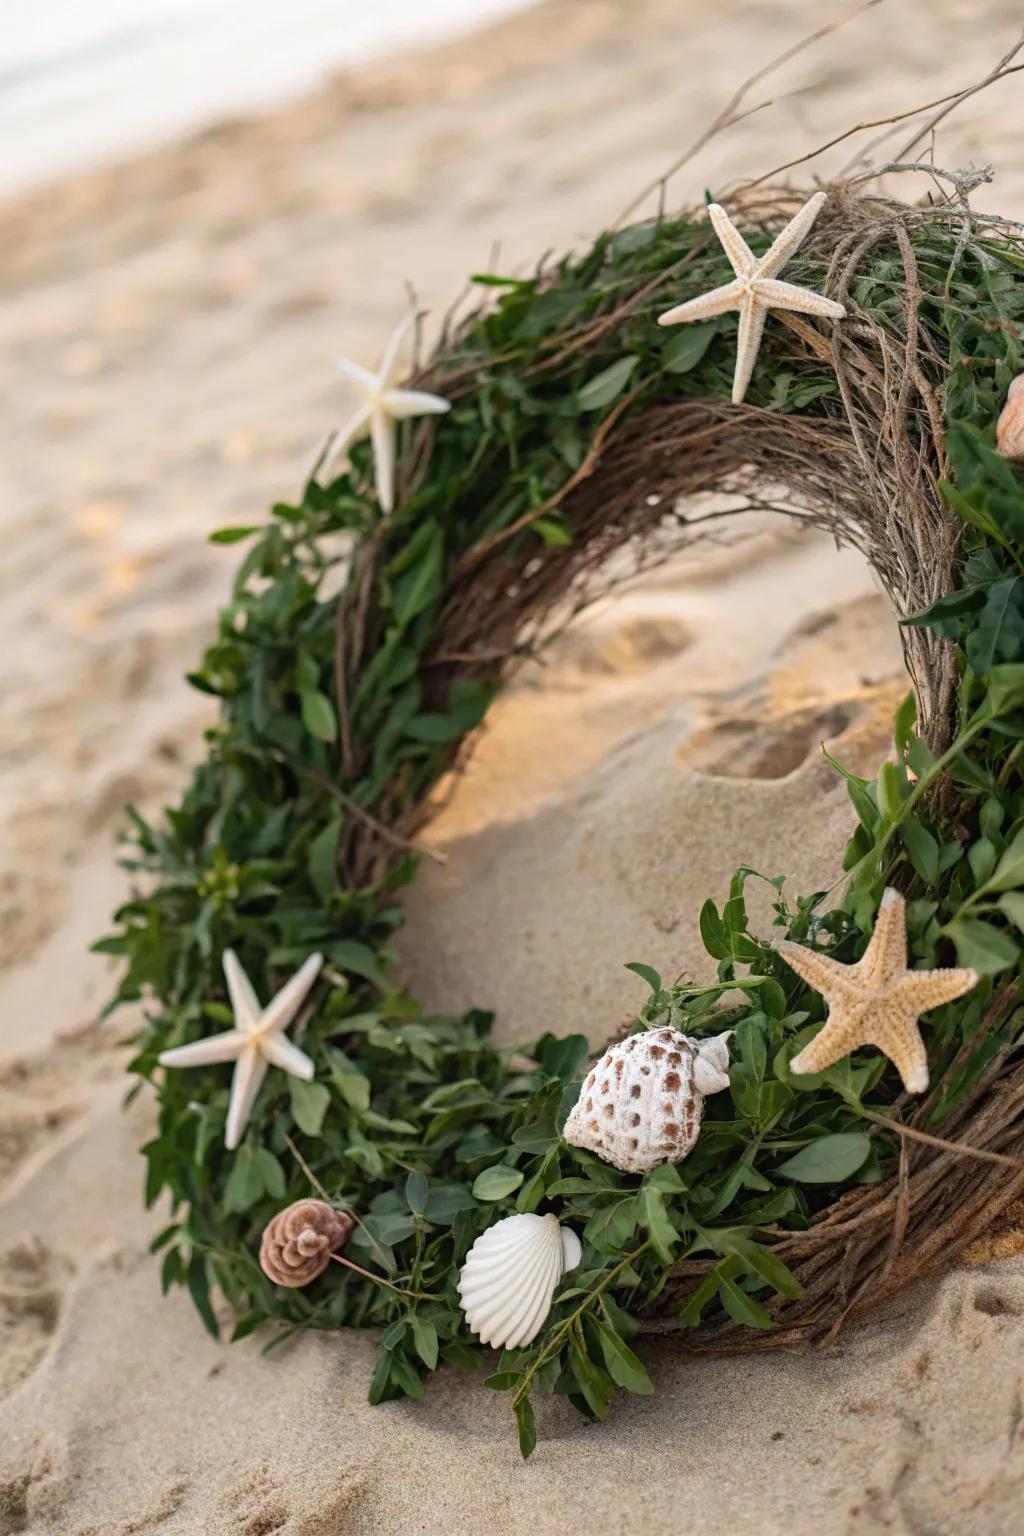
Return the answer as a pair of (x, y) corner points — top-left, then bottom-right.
(657, 191), (846, 405)
(779, 889), (977, 1094)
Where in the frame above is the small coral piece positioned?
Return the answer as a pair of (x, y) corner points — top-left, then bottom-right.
(259, 1199), (354, 1287)
(996, 375), (1024, 461)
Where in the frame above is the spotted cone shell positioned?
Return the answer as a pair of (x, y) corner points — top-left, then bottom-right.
(259, 1198), (354, 1287)
(997, 375), (1024, 461)
(563, 1028), (732, 1174)
(457, 1213), (582, 1350)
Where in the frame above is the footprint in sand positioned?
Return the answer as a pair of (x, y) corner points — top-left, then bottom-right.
(675, 699), (856, 781)
(0, 1021), (124, 1201)
(0, 1238), (73, 1406)
(0, 1437), (71, 1535)
(221, 1463), (366, 1536)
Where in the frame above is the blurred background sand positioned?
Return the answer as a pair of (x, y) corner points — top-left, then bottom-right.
(2, 2), (1024, 1531)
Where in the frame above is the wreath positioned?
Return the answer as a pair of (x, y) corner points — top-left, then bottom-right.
(103, 171), (1024, 1458)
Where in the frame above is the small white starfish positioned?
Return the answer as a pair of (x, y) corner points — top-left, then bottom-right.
(158, 950), (323, 1150)
(328, 312), (451, 513)
(657, 191), (846, 405)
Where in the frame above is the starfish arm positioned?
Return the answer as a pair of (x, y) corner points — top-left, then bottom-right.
(755, 190), (828, 278)
(158, 1030), (246, 1068)
(383, 388), (452, 421)
(708, 203), (756, 278)
(322, 402), (373, 476)
(657, 278), (746, 327)
(225, 1046), (269, 1151)
(893, 967), (978, 1014)
(333, 356), (378, 390)
(731, 298), (767, 405)
(380, 311), (418, 384)
(262, 1033), (316, 1080)
(222, 949), (261, 1029)
(859, 888), (908, 987)
(370, 407), (396, 514)
(778, 940), (861, 999)
(789, 1005), (861, 1076)
(753, 279), (846, 320)
(876, 1013), (930, 1094)
(260, 952), (324, 1036)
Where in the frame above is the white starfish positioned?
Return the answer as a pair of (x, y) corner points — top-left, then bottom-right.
(657, 191), (846, 405)
(328, 312), (451, 513)
(158, 951), (323, 1150)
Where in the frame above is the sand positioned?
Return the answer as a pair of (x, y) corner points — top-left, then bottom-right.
(2, 1), (1024, 1531)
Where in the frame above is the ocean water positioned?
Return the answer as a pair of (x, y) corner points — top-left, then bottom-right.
(1, 0), (534, 194)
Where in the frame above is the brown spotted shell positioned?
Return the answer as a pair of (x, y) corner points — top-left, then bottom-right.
(564, 1028), (720, 1174)
(997, 375), (1024, 461)
(259, 1199), (353, 1287)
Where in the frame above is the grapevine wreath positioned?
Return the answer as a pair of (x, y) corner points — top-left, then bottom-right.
(103, 171), (1024, 1456)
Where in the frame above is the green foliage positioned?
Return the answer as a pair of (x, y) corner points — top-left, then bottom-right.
(100, 199), (1024, 1456)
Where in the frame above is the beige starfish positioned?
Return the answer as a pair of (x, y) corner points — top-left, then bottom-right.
(657, 191), (846, 405)
(779, 889), (977, 1094)
(327, 312), (451, 514)
(158, 950), (323, 1149)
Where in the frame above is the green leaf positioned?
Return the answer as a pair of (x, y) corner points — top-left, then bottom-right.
(699, 899), (729, 960)
(307, 810), (341, 903)
(367, 1349), (393, 1406)
(594, 1321), (654, 1395)
(409, 1314), (439, 1371)
(328, 940), (390, 991)
(326, 1050), (372, 1112)
(624, 962), (662, 994)
(389, 1350), (425, 1401)
(209, 525), (260, 544)
(638, 1184), (676, 1264)
(254, 1147), (286, 1200)
(405, 1170), (429, 1216)
(876, 760), (905, 821)
(776, 1132), (871, 1184)
(717, 1274), (774, 1330)
(893, 690), (917, 752)
(662, 321), (718, 374)
(578, 355), (639, 411)
(187, 1254), (219, 1339)
(224, 1146), (264, 1213)
(300, 688), (338, 743)
(944, 916), (1018, 975)
(288, 1078), (331, 1137)
(997, 891), (1024, 934)
(472, 1165), (525, 1201)
(984, 826), (1024, 893)
(901, 814), (940, 886)
(569, 1341), (615, 1419)
(966, 575), (1024, 675)
(537, 1032), (590, 1082)
(532, 515), (573, 548)
(388, 522), (444, 625)
(515, 1395), (537, 1459)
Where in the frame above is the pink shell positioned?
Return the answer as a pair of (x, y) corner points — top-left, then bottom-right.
(996, 375), (1024, 462)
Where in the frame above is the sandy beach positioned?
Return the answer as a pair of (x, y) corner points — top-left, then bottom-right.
(2, 1), (1024, 1530)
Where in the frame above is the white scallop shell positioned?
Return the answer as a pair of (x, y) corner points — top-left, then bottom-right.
(563, 1027), (732, 1175)
(457, 1213), (582, 1350)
